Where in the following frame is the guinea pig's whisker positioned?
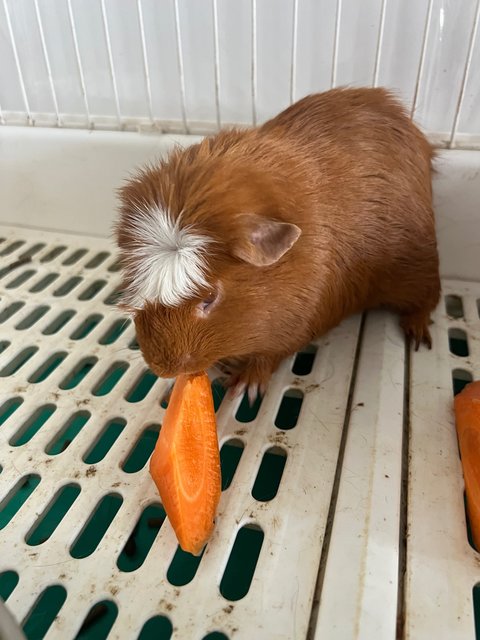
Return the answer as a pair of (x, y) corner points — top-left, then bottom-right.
(210, 364), (228, 378)
(117, 349), (143, 363)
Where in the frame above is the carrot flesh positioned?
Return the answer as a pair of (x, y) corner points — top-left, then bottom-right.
(454, 380), (480, 549)
(149, 372), (221, 555)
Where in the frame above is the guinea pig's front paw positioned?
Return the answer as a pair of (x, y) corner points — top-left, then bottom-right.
(219, 356), (280, 407)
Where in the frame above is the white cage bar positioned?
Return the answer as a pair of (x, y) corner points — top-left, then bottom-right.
(0, 0), (479, 146)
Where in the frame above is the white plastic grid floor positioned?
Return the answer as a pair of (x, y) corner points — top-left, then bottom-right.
(0, 224), (478, 640)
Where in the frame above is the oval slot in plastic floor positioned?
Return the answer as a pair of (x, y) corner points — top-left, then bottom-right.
(0, 240), (24, 256)
(22, 585), (67, 640)
(29, 273), (59, 293)
(235, 392), (263, 423)
(41, 245), (66, 262)
(70, 314), (103, 340)
(449, 327), (469, 357)
(75, 600), (118, 639)
(117, 503), (166, 572)
(220, 439), (244, 491)
(54, 276), (83, 297)
(28, 352), (68, 383)
(92, 362), (129, 396)
(0, 301), (25, 323)
(83, 418), (126, 464)
(46, 411), (91, 455)
(138, 616), (173, 640)
(104, 288), (123, 306)
(452, 368), (473, 396)
(122, 424), (160, 473)
(128, 337), (139, 350)
(98, 318), (130, 345)
(9, 404), (56, 446)
(445, 294), (464, 319)
(85, 251), (110, 268)
(19, 242), (46, 259)
(251, 447), (287, 501)
(0, 474), (41, 529)
(6, 269), (36, 289)
(220, 524), (264, 601)
(107, 258), (121, 272)
(26, 484), (81, 546)
(16, 305), (49, 329)
(0, 346), (38, 377)
(0, 570), (19, 601)
(292, 344), (318, 375)
(211, 379), (227, 412)
(60, 357), (98, 390)
(125, 370), (157, 403)
(0, 340), (10, 354)
(472, 584), (480, 639)
(0, 396), (23, 427)
(62, 248), (87, 265)
(167, 546), (204, 587)
(42, 309), (76, 335)
(70, 493), (123, 559)
(463, 492), (476, 552)
(78, 279), (107, 300)
(275, 389), (304, 430)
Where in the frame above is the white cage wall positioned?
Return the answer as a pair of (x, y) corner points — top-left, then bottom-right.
(1, 0), (480, 148)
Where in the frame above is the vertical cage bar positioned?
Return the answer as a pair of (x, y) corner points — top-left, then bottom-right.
(2, 0), (32, 124)
(373, 0), (387, 87)
(212, 0), (221, 130)
(449, 0), (480, 148)
(100, 0), (122, 127)
(251, 0), (258, 125)
(33, 0), (60, 125)
(410, 0), (434, 118)
(173, 0), (188, 133)
(290, 0), (299, 104)
(331, 0), (342, 88)
(67, 0), (91, 127)
(136, 0), (155, 128)
(0, 103), (5, 125)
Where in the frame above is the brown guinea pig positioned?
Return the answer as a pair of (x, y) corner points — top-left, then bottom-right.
(116, 87), (440, 403)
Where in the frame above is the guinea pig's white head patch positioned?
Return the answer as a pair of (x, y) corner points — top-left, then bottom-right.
(121, 204), (212, 308)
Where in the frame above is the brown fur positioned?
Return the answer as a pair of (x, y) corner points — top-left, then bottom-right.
(117, 87), (440, 391)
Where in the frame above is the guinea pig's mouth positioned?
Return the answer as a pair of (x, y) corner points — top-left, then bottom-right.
(140, 351), (217, 380)
(148, 363), (211, 380)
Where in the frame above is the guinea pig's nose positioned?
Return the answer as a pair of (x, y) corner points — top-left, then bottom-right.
(170, 354), (192, 375)
(157, 354), (195, 378)
(180, 354), (194, 370)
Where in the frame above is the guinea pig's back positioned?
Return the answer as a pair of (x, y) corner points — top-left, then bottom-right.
(260, 88), (433, 201)
(259, 87), (439, 321)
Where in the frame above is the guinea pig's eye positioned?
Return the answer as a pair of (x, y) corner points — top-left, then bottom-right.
(197, 290), (218, 314)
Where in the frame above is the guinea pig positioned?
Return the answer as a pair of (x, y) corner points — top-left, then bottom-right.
(115, 87), (440, 404)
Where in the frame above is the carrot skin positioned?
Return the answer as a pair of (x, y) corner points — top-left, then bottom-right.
(454, 381), (480, 550)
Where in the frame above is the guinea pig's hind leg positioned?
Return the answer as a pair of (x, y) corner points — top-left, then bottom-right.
(399, 308), (433, 351)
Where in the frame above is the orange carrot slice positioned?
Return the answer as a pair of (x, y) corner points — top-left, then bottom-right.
(454, 380), (480, 549)
(150, 372), (221, 555)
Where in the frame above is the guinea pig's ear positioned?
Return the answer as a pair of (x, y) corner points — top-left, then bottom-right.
(232, 213), (301, 267)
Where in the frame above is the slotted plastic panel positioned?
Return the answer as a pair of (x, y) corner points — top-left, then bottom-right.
(405, 280), (480, 640)
(0, 225), (479, 640)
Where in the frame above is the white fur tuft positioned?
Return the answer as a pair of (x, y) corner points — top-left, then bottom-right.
(122, 204), (212, 308)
